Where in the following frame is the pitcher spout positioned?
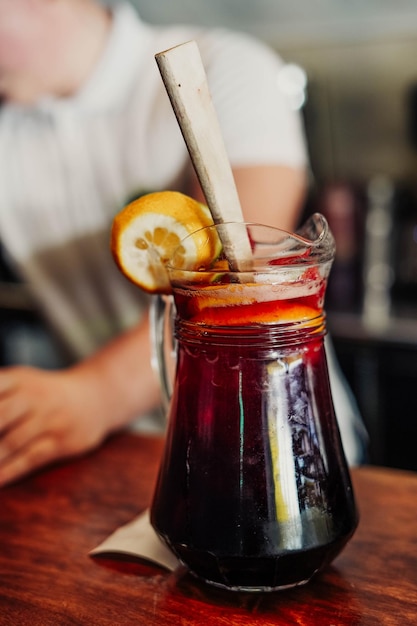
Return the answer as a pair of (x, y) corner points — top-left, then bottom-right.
(295, 212), (336, 263)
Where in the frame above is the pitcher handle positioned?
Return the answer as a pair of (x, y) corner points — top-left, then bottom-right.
(150, 294), (176, 413)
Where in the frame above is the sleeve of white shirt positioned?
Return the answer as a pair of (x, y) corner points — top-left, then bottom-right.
(196, 29), (307, 168)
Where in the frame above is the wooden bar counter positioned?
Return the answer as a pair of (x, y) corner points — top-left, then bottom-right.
(1, 432), (416, 625)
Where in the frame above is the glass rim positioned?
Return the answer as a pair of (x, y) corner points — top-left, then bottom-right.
(166, 217), (335, 274)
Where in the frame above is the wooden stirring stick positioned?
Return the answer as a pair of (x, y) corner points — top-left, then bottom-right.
(155, 40), (253, 272)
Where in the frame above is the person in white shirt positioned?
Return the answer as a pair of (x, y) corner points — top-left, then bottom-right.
(0, 0), (365, 486)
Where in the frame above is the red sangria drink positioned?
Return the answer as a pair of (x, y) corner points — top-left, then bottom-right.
(150, 220), (358, 591)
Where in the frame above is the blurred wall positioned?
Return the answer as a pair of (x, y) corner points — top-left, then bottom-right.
(287, 38), (417, 185)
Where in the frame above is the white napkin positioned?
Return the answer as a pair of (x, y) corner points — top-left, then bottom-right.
(90, 509), (180, 571)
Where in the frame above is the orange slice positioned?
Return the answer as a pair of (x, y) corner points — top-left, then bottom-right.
(192, 294), (319, 325)
(110, 191), (222, 293)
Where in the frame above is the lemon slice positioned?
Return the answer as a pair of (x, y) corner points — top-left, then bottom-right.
(110, 191), (222, 293)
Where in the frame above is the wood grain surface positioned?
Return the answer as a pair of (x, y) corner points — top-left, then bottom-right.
(1, 432), (416, 625)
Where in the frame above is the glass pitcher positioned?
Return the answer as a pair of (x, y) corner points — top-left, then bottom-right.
(150, 215), (358, 592)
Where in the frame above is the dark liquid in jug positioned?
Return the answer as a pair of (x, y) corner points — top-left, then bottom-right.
(151, 288), (358, 591)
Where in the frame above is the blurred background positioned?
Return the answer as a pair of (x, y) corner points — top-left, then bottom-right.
(2, 0), (417, 470)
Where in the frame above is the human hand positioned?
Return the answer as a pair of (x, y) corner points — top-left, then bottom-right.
(0, 364), (111, 487)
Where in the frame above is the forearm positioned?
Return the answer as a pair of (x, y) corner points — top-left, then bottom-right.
(70, 310), (161, 435)
(189, 164), (307, 232)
